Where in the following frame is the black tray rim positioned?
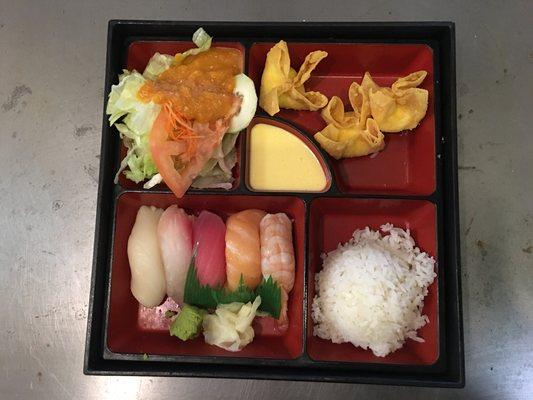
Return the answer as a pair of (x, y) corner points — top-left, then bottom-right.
(84, 19), (463, 388)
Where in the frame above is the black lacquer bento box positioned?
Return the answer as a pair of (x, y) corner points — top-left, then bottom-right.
(84, 20), (463, 387)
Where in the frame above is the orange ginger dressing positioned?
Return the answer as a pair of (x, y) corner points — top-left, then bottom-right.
(138, 47), (242, 123)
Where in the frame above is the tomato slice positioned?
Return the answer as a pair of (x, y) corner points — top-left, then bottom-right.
(150, 107), (228, 198)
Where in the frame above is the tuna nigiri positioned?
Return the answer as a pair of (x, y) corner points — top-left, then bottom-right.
(157, 205), (193, 303)
(193, 211), (226, 287)
(127, 206), (167, 308)
(225, 209), (266, 291)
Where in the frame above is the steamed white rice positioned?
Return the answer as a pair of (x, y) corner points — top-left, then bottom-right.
(311, 224), (436, 357)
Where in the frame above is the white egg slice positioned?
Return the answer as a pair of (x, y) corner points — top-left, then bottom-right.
(228, 73), (258, 133)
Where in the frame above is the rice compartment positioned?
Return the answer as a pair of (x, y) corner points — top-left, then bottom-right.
(311, 224), (436, 357)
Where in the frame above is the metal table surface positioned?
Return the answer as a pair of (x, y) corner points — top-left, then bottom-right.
(1, 1), (531, 399)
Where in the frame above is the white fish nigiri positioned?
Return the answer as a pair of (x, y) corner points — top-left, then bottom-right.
(127, 206), (167, 307)
(157, 205), (193, 304)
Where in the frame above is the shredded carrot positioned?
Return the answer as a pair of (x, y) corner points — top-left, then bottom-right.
(162, 101), (202, 157)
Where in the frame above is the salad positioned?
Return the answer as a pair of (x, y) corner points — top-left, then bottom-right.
(106, 28), (257, 197)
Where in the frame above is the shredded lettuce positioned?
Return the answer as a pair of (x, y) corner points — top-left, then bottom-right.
(107, 70), (152, 125)
(143, 53), (174, 80)
(143, 173), (163, 189)
(176, 27), (213, 63)
(191, 131), (239, 189)
(192, 27), (212, 50)
(106, 70), (161, 183)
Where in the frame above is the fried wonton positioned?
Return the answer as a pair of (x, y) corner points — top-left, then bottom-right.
(259, 41), (328, 116)
(363, 71), (429, 132)
(314, 87), (385, 159)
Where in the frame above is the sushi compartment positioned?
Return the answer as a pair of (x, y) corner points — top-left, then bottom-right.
(86, 21), (462, 387)
(107, 192), (305, 360)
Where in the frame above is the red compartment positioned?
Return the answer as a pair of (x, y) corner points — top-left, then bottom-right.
(115, 41), (246, 190)
(248, 43), (436, 195)
(307, 198), (438, 365)
(107, 192), (305, 359)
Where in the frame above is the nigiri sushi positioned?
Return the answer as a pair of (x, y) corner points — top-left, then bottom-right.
(225, 209), (266, 291)
(259, 213), (295, 333)
(127, 206), (167, 307)
(157, 205), (193, 303)
(260, 213), (295, 293)
(193, 211), (226, 287)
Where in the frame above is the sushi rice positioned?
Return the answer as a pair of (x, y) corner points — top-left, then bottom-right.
(311, 224), (436, 357)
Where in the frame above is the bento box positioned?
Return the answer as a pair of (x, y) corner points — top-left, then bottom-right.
(84, 20), (463, 387)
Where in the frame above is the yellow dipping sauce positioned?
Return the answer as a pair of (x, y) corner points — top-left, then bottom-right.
(249, 123), (327, 192)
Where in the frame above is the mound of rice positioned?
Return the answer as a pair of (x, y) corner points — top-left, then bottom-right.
(311, 224), (436, 357)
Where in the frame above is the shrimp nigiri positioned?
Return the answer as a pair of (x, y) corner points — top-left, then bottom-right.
(260, 213), (295, 292)
(225, 209), (266, 291)
(127, 206), (167, 307)
(157, 205), (193, 303)
(259, 213), (295, 333)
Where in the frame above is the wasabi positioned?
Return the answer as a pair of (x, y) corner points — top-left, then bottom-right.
(169, 304), (206, 341)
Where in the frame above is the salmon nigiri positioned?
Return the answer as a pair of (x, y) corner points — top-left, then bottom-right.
(225, 209), (266, 291)
(193, 210), (226, 287)
(157, 205), (193, 303)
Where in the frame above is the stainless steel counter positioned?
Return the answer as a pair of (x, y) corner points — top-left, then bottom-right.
(1, 1), (531, 399)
